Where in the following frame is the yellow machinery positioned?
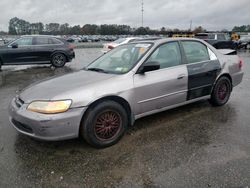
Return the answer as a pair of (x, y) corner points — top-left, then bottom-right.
(172, 34), (194, 38)
(231, 33), (240, 41)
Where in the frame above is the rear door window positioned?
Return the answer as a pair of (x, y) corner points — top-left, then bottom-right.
(182, 41), (210, 64)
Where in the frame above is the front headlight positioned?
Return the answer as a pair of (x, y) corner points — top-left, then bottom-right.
(27, 100), (72, 114)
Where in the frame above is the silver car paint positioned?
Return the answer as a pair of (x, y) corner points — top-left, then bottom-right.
(9, 38), (244, 141)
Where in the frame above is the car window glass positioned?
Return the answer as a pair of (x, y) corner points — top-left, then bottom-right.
(49, 38), (62, 44)
(35, 37), (49, 45)
(208, 34), (215, 39)
(182, 41), (210, 63)
(14, 37), (32, 46)
(87, 43), (152, 74)
(208, 48), (217, 60)
(195, 34), (208, 39)
(217, 34), (226, 40)
(145, 42), (181, 69)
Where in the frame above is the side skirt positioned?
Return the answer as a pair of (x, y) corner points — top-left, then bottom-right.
(134, 95), (210, 120)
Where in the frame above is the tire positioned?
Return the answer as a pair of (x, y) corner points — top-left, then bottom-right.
(51, 53), (66, 68)
(80, 100), (128, 148)
(209, 77), (232, 106)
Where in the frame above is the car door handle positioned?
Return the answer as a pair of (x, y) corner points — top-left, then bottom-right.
(177, 74), (186, 79)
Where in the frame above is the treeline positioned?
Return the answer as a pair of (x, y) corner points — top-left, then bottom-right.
(7, 17), (249, 35)
(7, 17), (209, 36)
(232, 25), (250, 32)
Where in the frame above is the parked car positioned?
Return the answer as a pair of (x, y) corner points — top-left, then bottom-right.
(102, 37), (140, 53)
(238, 35), (250, 49)
(194, 33), (237, 49)
(0, 35), (75, 69)
(66, 37), (75, 43)
(80, 36), (88, 42)
(0, 38), (4, 46)
(9, 38), (243, 148)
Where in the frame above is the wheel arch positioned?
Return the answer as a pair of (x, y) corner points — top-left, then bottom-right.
(80, 95), (134, 130)
(50, 51), (69, 61)
(214, 73), (233, 91)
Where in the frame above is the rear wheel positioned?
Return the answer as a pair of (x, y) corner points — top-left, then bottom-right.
(80, 101), (128, 148)
(51, 53), (66, 68)
(209, 77), (232, 106)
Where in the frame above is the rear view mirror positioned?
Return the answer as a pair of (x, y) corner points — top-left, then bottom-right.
(138, 61), (160, 74)
(11, 43), (18, 48)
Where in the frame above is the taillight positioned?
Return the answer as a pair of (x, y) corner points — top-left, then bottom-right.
(68, 44), (75, 49)
(108, 45), (114, 50)
(239, 59), (243, 69)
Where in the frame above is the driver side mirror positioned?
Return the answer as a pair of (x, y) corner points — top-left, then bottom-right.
(137, 61), (160, 74)
(11, 43), (18, 48)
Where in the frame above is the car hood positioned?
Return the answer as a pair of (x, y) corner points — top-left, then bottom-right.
(19, 70), (116, 103)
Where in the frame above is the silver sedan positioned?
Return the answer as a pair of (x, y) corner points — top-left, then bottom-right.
(9, 38), (244, 148)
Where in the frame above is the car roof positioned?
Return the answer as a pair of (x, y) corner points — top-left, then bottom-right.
(21, 35), (59, 38)
(132, 37), (205, 45)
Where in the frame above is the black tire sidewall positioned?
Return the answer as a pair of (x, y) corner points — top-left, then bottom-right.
(81, 101), (128, 148)
(210, 77), (232, 106)
(52, 53), (66, 68)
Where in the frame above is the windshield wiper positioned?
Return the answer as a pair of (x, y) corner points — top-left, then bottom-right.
(87, 68), (108, 73)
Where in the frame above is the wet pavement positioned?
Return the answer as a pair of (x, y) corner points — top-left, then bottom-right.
(0, 49), (250, 188)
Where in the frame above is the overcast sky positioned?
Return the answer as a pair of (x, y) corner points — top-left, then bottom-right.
(0, 0), (249, 31)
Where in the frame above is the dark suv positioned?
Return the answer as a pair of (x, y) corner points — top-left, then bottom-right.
(0, 35), (75, 69)
(194, 33), (237, 49)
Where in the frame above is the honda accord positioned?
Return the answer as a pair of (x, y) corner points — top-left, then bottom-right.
(9, 38), (244, 148)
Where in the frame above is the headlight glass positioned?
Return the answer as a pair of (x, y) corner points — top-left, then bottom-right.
(27, 100), (72, 114)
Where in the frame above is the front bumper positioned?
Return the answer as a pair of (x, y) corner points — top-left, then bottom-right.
(9, 97), (86, 141)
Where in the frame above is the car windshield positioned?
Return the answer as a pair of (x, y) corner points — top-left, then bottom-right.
(87, 43), (152, 74)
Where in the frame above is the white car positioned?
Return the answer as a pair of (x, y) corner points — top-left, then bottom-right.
(102, 37), (140, 53)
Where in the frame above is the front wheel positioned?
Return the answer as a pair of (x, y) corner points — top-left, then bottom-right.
(80, 101), (128, 148)
(51, 53), (66, 68)
(209, 77), (232, 106)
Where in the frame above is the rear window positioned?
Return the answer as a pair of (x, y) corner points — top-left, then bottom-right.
(49, 38), (63, 44)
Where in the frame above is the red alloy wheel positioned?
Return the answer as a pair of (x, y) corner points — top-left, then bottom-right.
(94, 110), (122, 141)
(217, 82), (229, 101)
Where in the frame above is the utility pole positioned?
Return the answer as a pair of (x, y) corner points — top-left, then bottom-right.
(141, 0), (144, 27)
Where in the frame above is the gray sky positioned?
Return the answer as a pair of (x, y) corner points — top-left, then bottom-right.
(0, 0), (249, 31)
